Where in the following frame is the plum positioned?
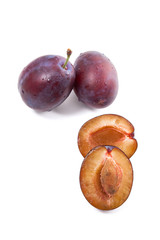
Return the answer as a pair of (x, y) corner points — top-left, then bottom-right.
(80, 145), (133, 210)
(18, 49), (75, 111)
(78, 114), (137, 158)
(74, 51), (118, 108)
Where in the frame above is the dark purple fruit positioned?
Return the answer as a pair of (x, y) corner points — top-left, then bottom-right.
(74, 51), (118, 108)
(18, 49), (75, 111)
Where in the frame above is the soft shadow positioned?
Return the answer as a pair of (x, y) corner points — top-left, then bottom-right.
(96, 201), (128, 214)
(98, 207), (122, 214)
(54, 91), (93, 115)
(34, 91), (95, 118)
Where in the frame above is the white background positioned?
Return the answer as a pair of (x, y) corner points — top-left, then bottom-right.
(0, 0), (160, 239)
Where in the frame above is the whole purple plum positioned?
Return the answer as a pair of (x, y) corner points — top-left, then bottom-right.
(74, 51), (118, 108)
(18, 49), (75, 111)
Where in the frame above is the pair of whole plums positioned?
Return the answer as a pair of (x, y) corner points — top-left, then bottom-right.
(18, 49), (118, 111)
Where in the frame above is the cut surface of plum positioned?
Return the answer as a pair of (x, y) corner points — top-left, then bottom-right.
(80, 146), (133, 210)
(78, 114), (137, 158)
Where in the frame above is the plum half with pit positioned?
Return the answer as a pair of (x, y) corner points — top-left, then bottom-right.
(74, 51), (118, 108)
(80, 145), (133, 210)
(18, 49), (75, 111)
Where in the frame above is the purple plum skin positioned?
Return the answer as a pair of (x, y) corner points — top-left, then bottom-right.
(18, 55), (75, 111)
(74, 51), (118, 108)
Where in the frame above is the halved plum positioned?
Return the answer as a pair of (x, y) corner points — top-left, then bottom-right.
(80, 145), (133, 210)
(78, 114), (137, 158)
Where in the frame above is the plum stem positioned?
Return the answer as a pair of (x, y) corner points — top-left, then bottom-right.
(63, 49), (72, 69)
